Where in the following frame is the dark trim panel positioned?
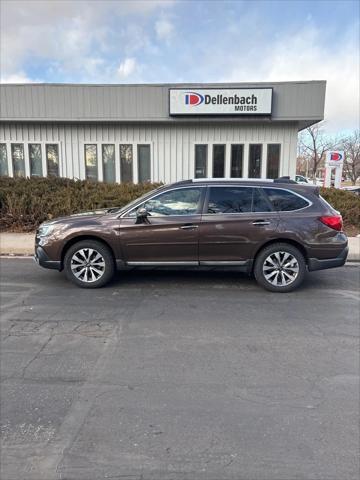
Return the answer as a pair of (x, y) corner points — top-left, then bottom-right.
(126, 261), (198, 266)
(308, 247), (348, 271)
(34, 246), (61, 271)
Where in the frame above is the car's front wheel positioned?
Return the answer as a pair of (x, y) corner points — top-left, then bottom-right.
(254, 243), (306, 292)
(64, 240), (115, 288)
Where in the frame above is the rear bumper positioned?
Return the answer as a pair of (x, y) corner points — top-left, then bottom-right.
(34, 246), (61, 271)
(308, 246), (349, 272)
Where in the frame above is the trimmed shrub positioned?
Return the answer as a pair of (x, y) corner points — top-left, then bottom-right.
(0, 177), (161, 231)
(0, 178), (359, 233)
(320, 187), (360, 232)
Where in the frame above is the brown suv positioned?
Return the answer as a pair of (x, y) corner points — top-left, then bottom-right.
(34, 178), (348, 292)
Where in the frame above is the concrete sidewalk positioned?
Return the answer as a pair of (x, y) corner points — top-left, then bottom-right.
(1, 232), (359, 261)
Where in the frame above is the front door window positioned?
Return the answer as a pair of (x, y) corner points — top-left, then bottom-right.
(133, 187), (202, 217)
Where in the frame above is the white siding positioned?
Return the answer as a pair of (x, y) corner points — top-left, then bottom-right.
(0, 122), (298, 183)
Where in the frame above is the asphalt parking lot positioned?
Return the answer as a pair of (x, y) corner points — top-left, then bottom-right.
(0, 258), (359, 480)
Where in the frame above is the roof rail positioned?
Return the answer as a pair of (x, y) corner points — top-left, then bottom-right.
(169, 179), (193, 186)
(178, 177), (297, 184)
(274, 176), (297, 184)
(192, 177), (273, 183)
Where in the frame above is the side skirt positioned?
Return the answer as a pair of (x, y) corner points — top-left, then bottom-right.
(116, 259), (253, 273)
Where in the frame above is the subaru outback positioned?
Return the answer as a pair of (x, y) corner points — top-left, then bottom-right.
(34, 178), (348, 292)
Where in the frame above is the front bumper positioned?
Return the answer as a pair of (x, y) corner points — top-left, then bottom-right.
(308, 246), (349, 272)
(34, 246), (61, 271)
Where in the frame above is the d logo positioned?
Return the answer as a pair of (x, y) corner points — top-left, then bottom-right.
(185, 92), (204, 106)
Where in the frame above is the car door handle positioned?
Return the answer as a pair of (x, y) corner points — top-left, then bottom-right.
(180, 224), (199, 230)
(252, 220), (271, 226)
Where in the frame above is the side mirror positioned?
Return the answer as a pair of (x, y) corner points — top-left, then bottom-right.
(136, 207), (150, 224)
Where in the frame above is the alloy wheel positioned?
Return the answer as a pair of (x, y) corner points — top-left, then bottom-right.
(70, 248), (106, 283)
(262, 251), (299, 287)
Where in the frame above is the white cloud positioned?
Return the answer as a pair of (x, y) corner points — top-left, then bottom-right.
(117, 58), (137, 78)
(265, 29), (359, 133)
(0, 0), (175, 82)
(155, 18), (174, 41)
(0, 72), (34, 83)
(216, 25), (359, 132)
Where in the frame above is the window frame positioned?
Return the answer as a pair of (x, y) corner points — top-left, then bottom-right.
(11, 143), (26, 178)
(137, 144), (152, 183)
(194, 144), (208, 179)
(266, 143), (281, 179)
(121, 185), (207, 218)
(28, 143), (43, 177)
(261, 186), (312, 212)
(0, 142), (62, 178)
(248, 144), (263, 179)
(202, 185), (311, 215)
(79, 141), (153, 183)
(230, 144), (244, 178)
(203, 184), (275, 216)
(101, 143), (116, 183)
(45, 143), (61, 177)
(120, 143), (134, 183)
(191, 142), (283, 180)
(0, 143), (9, 176)
(84, 143), (98, 181)
(212, 144), (226, 178)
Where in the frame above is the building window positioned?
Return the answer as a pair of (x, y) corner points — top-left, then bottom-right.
(11, 144), (25, 177)
(194, 145), (207, 178)
(267, 144), (281, 179)
(138, 144), (151, 183)
(120, 144), (133, 182)
(102, 144), (115, 182)
(213, 145), (225, 178)
(29, 144), (43, 177)
(46, 144), (59, 176)
(231, 144), (243, 178)
(249, 144), (262, 178)
(84, 144), (98, 180)
(0, 144), (8, 176)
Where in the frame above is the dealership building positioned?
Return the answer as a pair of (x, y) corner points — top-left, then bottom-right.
(0, 81), (326, 183)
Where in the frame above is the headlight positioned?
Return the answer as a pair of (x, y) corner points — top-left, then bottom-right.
(38, 224), (55, 237)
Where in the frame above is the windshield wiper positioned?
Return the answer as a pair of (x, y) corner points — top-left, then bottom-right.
(106, 207), (122, 214)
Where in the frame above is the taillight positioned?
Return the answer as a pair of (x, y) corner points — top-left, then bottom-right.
(319, 215), (343, 231)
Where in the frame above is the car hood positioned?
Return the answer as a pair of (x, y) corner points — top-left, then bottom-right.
(41, 209), (110, 226)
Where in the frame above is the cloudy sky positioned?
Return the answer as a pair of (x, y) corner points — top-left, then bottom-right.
(0, 0), (359, 132)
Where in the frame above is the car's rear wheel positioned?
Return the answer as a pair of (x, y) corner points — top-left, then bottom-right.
(64, 240), (115, 288)
(254, 243), (306, 292)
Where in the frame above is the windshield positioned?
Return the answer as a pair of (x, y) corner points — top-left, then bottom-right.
(107, 187), (161, 214)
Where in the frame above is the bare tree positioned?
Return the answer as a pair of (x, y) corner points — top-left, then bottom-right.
(298, 123), (337, 181)
(342, 130), (360, 185)
(296, 155), (308, 176)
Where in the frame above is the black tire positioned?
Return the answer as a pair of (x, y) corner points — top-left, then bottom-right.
(64, 240), (115, 288)
(254, 242), (306, 293)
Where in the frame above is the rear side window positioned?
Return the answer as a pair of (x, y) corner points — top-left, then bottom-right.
(208, 187), (253, 213)
(207, 187), (272, 214)
(253, 189), (272, 212)
(263, 188), (309, 211)
(319, 195), (336, 212)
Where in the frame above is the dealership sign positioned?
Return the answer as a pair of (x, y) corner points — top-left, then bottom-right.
(324, 151), (344, 188)
(325, 151), (344, 166)
(169, 88), (272, 115)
